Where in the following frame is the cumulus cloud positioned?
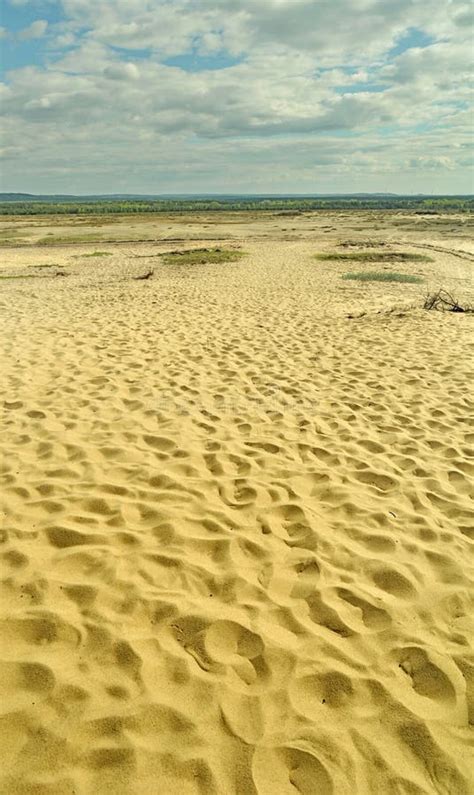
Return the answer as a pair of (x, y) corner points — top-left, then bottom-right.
(0, 0), (472, 192)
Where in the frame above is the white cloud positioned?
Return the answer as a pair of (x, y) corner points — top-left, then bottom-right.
(1, 0), (472, 193)
(18, 19), (48, 40)
(103, 63), (140, 81)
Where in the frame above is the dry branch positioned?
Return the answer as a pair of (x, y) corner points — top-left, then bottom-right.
(133, 269), (154, 280)
(423, 289), (473, 313)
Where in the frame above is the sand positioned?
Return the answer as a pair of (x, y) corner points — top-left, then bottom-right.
(1, 212), (473, 794)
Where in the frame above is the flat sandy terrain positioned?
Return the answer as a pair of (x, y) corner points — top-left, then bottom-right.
(1, 211), (473, 794)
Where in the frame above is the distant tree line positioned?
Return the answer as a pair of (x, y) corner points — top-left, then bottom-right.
(0, 196), (472, 215)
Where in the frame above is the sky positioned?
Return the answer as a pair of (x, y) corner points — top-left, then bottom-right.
(0, 0), (473, 195)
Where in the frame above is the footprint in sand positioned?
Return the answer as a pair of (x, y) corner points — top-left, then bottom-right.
(261, 504), (319, 551)
(396, 646), (457, 703)
(204, 620), (269, 687)
(252, 745), (334, 795)
(0, 660), (56, 711)
(290, 670), (355, 718)
(354, 470), (397, 492)
(0, 612), (81, 648)
(305, 591), (353, 638)
(372, 567), (416, 599)
(337, 588), (391, 631)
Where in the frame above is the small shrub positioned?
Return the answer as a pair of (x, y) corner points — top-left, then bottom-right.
(342, 272), (423, 283)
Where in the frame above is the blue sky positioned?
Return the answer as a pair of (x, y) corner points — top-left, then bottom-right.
(0, 0), (472, 193)
(1, 1), (60, 72)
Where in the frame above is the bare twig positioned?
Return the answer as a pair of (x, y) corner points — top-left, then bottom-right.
(423, 289), (473, 313)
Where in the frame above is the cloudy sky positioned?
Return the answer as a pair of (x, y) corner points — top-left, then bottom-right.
(1, 0), (473, 194)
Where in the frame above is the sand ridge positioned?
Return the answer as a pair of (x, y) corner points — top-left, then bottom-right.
(0, 220), (473, 794)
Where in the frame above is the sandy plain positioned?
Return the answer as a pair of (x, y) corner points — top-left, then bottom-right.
(0, 210), (473, 794)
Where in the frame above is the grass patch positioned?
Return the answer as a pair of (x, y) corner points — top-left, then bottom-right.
(0, 274), (39, 280)
(0, 235), (28, 246)
(36, 235), (106, 246)
(342, 271), (424, 283)
(73, 251), (113, 258)
(316, 251), (432, 263)
(161, 247), (245, 266)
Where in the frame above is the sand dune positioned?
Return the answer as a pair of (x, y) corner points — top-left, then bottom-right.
(1, 219), (473, 794)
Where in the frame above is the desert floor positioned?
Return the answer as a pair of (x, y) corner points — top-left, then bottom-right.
(1, 211), (473, 794)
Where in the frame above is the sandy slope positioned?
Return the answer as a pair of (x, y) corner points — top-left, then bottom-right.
(0, 223), (473, 794)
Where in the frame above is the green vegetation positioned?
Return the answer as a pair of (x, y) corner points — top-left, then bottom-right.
(1, 195), (472, 216)
(316, 251), (432, 262)
(35, 235), (107, 245)
(342, 271), (424, 283)
(0, 230), (27, 245)
(73, 251), (113, 257)
(161, 247), (245, 265)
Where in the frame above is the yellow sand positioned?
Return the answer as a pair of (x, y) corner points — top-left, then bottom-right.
(1, 213), (473, 794)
